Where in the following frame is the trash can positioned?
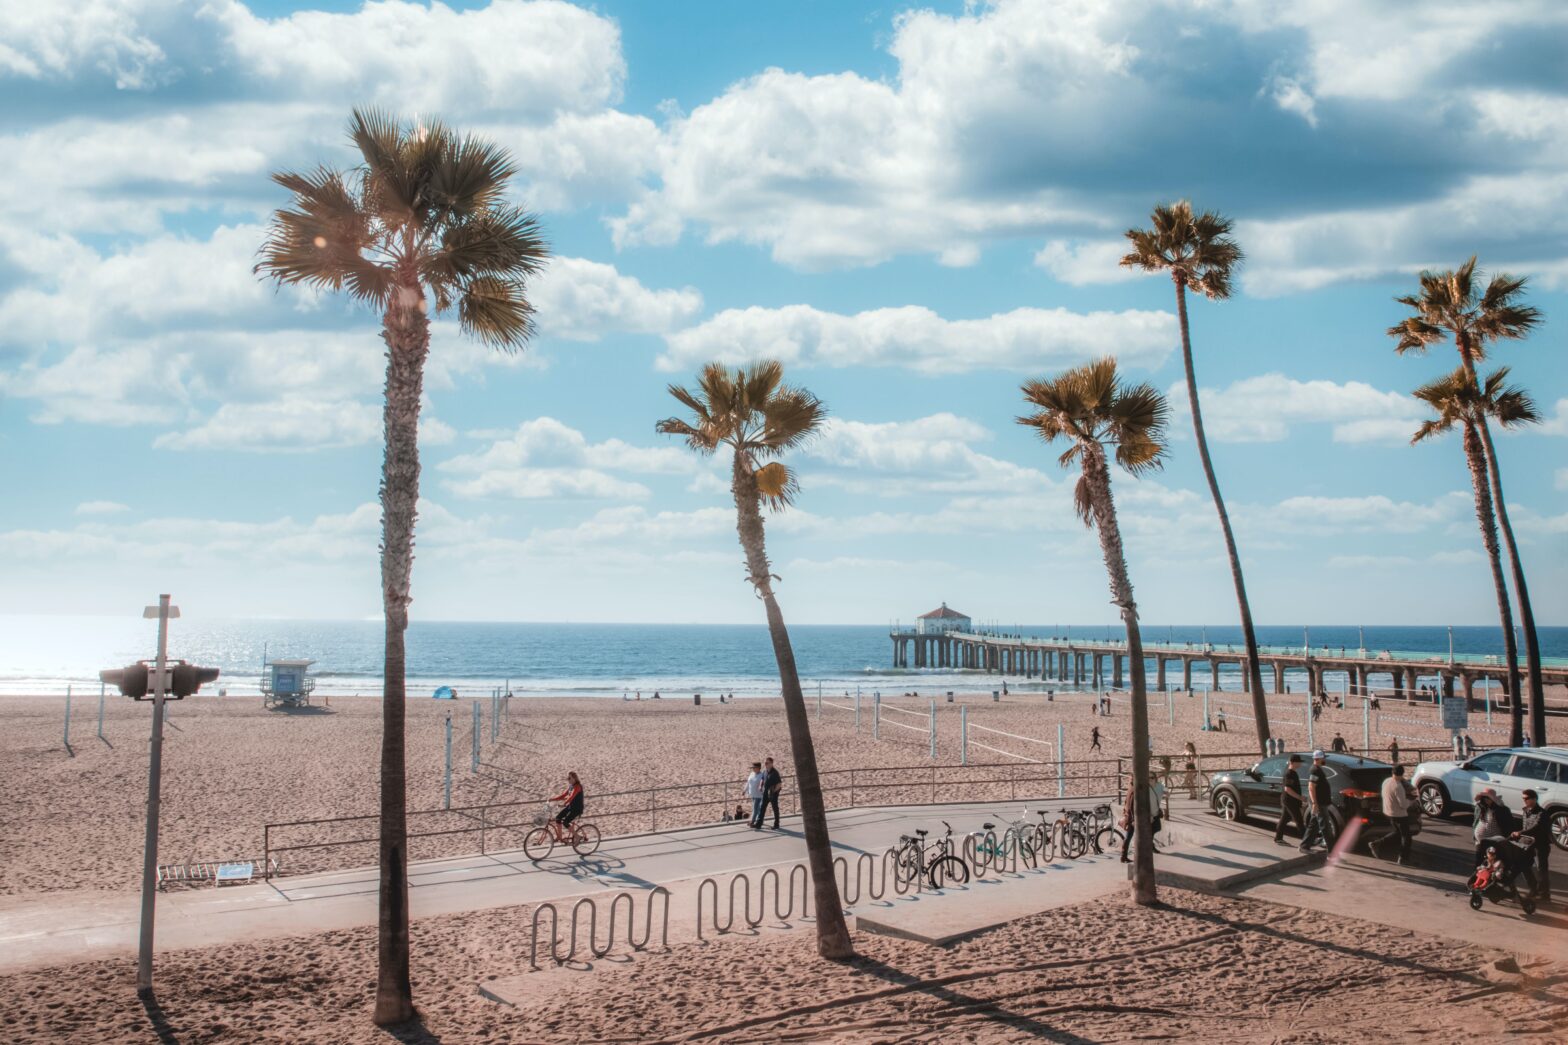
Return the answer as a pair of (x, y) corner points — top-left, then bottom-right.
(946, 691), (954, 703)
(694, 693), (701, 705)
(992, 690), (1000, 702)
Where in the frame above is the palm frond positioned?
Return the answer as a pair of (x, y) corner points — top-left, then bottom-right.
(756, 385), (825, 454)
(349, 108), (415, 220)
(1072, 474), (1095, 528)
(427, 133), (517, 220)
(655, 416), (719, 453)
(457, 275), (534, 349)
(753, 461), (798, 510)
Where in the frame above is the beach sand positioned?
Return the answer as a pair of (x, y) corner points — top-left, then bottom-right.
(1, 884), (1561, 1043)
(1, 688), (1557, 895)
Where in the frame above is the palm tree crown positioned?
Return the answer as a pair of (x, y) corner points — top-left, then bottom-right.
(656, 361), (825, 509)
(1388, 257), (1542, 362)
(1018, 357), (1169, 523)
(1119, 200), (1243, 298)
(1411, 366), (1540, 444)
(258, 108), (550, 346)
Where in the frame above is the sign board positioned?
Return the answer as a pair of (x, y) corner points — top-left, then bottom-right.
(216, 862), (254, 885)
(1441, 696), (1469, 731)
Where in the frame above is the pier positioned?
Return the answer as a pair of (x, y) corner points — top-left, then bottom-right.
(889, 629), (1568, 703)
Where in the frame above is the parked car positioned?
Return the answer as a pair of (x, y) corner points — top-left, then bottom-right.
(1209, 753), (1393, 845)
(1411, 746), (1568, 851)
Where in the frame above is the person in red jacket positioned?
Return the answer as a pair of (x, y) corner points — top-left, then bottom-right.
(549, 772), (585, 841)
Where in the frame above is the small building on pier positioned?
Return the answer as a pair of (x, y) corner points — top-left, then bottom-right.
(916, 603), (971, 635)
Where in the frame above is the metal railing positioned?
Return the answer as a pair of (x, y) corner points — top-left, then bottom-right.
(261, 758), (1123, 878)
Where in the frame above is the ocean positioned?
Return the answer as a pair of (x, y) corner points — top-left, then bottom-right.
(2, 617), (1565, 699)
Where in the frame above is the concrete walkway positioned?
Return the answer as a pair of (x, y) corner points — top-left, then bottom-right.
(0, 798), (1117, 973)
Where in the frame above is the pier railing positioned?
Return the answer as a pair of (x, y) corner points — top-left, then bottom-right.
(260, 757), (1123, 878)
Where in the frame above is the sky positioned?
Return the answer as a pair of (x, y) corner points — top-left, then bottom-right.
(0, 0), (1564, 628)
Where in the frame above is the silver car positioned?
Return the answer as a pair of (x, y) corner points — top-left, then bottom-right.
(1411, 745), (1568, 851)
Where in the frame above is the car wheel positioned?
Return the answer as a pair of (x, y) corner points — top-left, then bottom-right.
(1550, 810), (1568, 853)
(1211, 788), (1240, 822)
(1417, 781), (1449, 819)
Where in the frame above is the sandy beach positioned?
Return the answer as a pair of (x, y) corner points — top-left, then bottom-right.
(1, 687), (1555, 895)
(1, 883), (1562, 1043)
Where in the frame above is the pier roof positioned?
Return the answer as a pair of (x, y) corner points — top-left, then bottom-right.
(918, 603), (969, 620)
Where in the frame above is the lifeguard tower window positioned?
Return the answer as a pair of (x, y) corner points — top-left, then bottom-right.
(262, 659), (317, 708)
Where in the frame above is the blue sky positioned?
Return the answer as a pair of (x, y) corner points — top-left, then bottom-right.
(0, 0), (1564, 627)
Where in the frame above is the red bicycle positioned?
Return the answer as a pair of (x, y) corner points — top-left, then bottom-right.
(523, 805), (601, 861)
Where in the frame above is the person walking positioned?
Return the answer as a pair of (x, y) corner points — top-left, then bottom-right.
(1299, 750), (1334, 852)
(1330, 732), (1348, 754)
(1274, 753), (1305, 845)
(1386, 738), (1399, 765)
(1090, 725), (1102, 752)
(1471, 788), (1515, 869)
(1215, 707), (1228, 732)
(762, 756), (783, 830)
(743, 762), (767, 830)
(1119, 772), (1163, 863)
(1368, 764), (1415, 864)
(1513, 788), (1552, 904)
(1182, 741), (1199, 800)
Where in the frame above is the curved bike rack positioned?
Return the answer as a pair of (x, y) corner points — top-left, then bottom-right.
(696, 863), (812, 940)
(528, 887), (670, 969)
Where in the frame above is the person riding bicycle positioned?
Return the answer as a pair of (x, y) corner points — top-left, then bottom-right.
(550, 771), (584, 836)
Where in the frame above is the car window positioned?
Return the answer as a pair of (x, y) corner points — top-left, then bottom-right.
(1468, 752), (1511, 773)
(1511, 756), (1555, 782)
(1256, 757), (1285, 777)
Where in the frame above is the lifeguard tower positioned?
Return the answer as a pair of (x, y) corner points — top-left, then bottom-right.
(262, 659), (316, 708)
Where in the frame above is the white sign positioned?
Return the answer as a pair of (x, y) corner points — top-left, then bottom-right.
(1441, 697), (1469, 731)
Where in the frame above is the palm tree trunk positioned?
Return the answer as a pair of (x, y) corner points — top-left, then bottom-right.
(1461, 357), (1544, 742)
(730, 452), (854, 959)
(1460, 422), (1522, 746)
(1173, 278), (1270, 753)
(373, 284), (428, 1026)
(1080, 444), (1157, 905)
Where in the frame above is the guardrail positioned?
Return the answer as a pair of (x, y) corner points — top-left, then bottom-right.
(261, 758), (1123, 877)
(528, 888), (670, 969)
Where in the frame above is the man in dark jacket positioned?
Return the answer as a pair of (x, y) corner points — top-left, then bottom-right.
(762, 756), (783, 830)
(1513, 788), (1553, 903)
(1274, 754), (1305, 845)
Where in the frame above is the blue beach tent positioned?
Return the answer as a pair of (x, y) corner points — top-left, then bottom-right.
(433, 686), (456, 700)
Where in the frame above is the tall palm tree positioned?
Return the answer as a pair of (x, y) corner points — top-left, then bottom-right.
(257, 110), (549, 1024)
(1018, 357), (1169, 905)
(656, 361), (854, 958)
(1412, 368), (1540, 746)
(1121, 201), (1270, 753)
(1390, 258), (1545, 741)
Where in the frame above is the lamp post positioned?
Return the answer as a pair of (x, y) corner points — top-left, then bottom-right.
(136, 595), (176, 999)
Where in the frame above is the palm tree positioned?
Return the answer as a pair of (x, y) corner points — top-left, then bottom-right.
(257, 110), (549, 1024)
(655, 361), (854, 958)
(1018, 357), (1168, 905)
(1412, 368), (1540, 745)
(1390, 258), (1545, 742)
(1121, 201), (1270, 753)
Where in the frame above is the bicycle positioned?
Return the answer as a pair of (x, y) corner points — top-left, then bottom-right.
(973, 811), (1037, 864)
(522, 806), (602, 862)
(1088, 803), (1125, 855)
(893, 821), (969, 889)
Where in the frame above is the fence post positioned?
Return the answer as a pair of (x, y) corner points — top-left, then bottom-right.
(1202, 687), (1210, 729)
(854, 692), (861, 731)
(472, 701), (480, 772)
(1167, 688), (1174, 727)
(1057, 723), (1066, 798)
(1306, 694), (1315, 750)
(960, 705), (968, 766)
(1485, 682), (1492, 727)
(98, 683), (106, 741)
(929, 700), (936, 760)
(492, 693), (499, 742)
(873, 694), (880, 740)
(444, 714), (453, 810)
(480, 806), (486, 855)
(651, 790), (658, 832)
(849, 769), (856, 807)
(63, 685), (72, 750)
(1362, 697), (1370, 752)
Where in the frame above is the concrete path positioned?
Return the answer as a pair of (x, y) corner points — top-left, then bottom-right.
(0, 798), (1114, 973)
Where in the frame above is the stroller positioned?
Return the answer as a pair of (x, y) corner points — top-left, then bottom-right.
(1468, 841), (1538, 916)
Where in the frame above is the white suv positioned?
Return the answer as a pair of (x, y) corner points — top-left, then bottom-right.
(1412, 746), (1568, 851)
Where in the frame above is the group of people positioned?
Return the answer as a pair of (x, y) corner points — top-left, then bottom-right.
(1470, 786), (1554, 903)
(732, 757), (784, 830)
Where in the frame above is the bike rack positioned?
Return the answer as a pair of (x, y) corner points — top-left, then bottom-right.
(528, 887), (670, 969)
(695, 864), (812, 941)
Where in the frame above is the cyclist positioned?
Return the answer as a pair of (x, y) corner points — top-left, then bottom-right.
(549, 771), (585, 839)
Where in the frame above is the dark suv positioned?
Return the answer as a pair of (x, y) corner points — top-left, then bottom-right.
(1209, 753), (1394, 844)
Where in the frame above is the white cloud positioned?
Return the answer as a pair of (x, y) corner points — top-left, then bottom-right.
(1267, 76), (1318, 127)
(1246, 493), (1464, 536)
(153, 399), (380, 452)
(1033, 240), (1145, 286)
(74, 500), (129, 516)
(1168, 374), (1421, 443)
(1537, 399), (1568, 437)
(660, 304), (1175, 374)
(438, 417), (693, 500)
(533, 256), (702, 340)
(803, 414), (1048, 495)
